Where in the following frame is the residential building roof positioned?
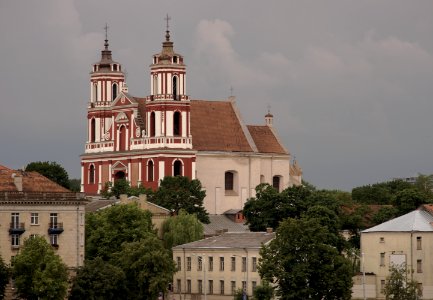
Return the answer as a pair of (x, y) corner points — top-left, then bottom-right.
(85, 198), (118, 212)
(203, 215), (249, 236)
(173, 232), (275, 250)
(362, 209), (433, 233)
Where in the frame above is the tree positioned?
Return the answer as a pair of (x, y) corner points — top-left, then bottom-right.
(68, 178), (81, 192)
(101, 179), (153, 199)
(25, 161), (70, 189)
(152, 176), (209, 223)
(0, 256), (9, 300)
(384, 264), (419, 300)
(161, 209), (203, 250)
(252, 281), (274, 300)
(259, 217), (353, 300)
(352, 180), (412, 205)
(372, 206), (398, 225)
(414, 173), (433, 199)
(85, 203), (154, 260)
(393, 189), (426, 215)
(113, 236), (176, 300)
(69, 257), (127, 300)
(12, 236), (68, 300)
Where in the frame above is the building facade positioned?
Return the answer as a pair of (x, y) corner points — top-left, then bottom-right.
(0, 165), (87, 269)
(172, 232), (274, 300)
(80, 26), (302, 214)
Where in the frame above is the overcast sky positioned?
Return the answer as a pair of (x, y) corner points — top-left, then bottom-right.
(1, 1), (433, 191)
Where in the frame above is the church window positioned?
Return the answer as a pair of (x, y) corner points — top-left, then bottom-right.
(119, 125), (126, 151)
(89, 165), (95, 184)
(112, 83), (118, 101)
(225, 171), (235, 191)
(173, 160), (182, 176)
(172, 76), (178, 100)
(272, 175), (281, 192)
(173, 111), (181, 136)
(147, 160), (154, 182)
(150, 112), (156, 137)
(173, 56), (178, 63)
(90, 118), (96, 142)
(153, 76), (158, 95)
(93, 83), (98, 102)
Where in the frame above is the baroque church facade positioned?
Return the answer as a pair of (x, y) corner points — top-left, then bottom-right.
(80, 26), (302, 214)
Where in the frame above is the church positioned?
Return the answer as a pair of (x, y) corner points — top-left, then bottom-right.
(80, 23), (302, 214)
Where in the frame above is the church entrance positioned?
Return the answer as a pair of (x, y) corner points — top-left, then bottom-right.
(114, 171), (126, 181)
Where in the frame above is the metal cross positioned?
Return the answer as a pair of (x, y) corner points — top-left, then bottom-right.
(104, 23), (109, 40)
(165, 14), (171, 31)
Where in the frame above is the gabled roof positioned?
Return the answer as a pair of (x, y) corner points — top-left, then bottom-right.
(173, 232), (275, 249)
(203, 215), (249, 236)
(247, 125), (288, 154)
(362, 209), (433, 233)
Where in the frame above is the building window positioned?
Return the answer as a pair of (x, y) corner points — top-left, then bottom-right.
(187, 280), (191, 293)
(173, 111), (181, 136)
(90, 118), (96, 142)
(252, 257), (257, 272)
(30, 234), (37, 239)
(50, 213), (58, 227)
(417, 283), (423, 297)
(231, 281), (236, 295)
(177, 279), (181, 293)
(242, 281), (247, 292)
(381, 280), (385, 293)
(11, 212), (19, 228)
(220, 280), (224, 295)
(112, 83), (118, 101)
(380, 253), (385, 266)
(11, 234), (19, 248)
(176, 256), (181, 271)
(150, 112), (156, 137)
(252, 281), (257, 292)
(30, 213), (39, 225)
(198, 280), (203, 294)
(173, 160), (182, 176)
(119, 125), (126, 151)
(50, 234), (59, 246)
(272, 175), (281, 191)
(231, 256), (236, 271)
(242, 257), (247, 272)
(173, 56), (178, 64)
(417, 259), (422, 273)
(153, 76), (158, 95)
(220, 257), (224, 271)
(187, 257), (191, 271)
(172, 76), (178, 100)
(198, 256), (203, 271)
(208, 280), (213, 294)
(417, 237), (422, 250)
(225, 171), (234, 191)
(147, 160), (154, 182)
(89, 165), (95, 184)
(208, 256), (213, 272)
(380, 237), (384, 243)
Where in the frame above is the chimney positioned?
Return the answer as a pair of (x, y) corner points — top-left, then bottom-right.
(12, 174), (23, 192)
(266, 227), (273, 233)
(119, 194), (128, 203)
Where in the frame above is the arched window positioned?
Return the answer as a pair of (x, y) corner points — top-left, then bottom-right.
(93, 83), (98, 102)
(150, 112), (156, 137)
(89, 165), (95, 184)
(90, 118), (96, 142)
(153, 76), (158, 95)
(225, 171), (234, 191)
(173, 160), (182, 176)
(147, 160), (154, 182)
(273, 176), (281, 192)
(172, 76), (178, 100)
(112, 83), (118, 101)
(173, 111), (181, 136)
(119, 125), (126, 151)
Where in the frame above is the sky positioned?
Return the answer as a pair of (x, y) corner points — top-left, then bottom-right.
(1, 1), (433, 191)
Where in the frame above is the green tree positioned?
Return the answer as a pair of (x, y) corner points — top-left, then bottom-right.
(252, 281), (274, 300)
(113, 236), (176, 300)
(393, 189), (425, 215)
(68, 178), (81, 192)
(233, 288), (247, 300)
(384, 264), (419, 300)
(12, 236), (68, 300)
(25, 161), (70, 189)
(101, 179), (153, 199)
(161, 209), (203, 250)
(152, 176), (209, 223)
(352, 180), (412, 205)
(0, 256), (10, 300)
(259, 218), (353, 300)
(414, 173), (433, 199)
(69, 257), (127, 300)
(85, 203), (154, 260)
(372, 206), (398, 225)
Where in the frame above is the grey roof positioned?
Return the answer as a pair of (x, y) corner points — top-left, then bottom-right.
(203, 215), (249, 236)
(173, 232), (275, 249)
(85, 199), (118, 212)
(362, 209), (433, 233)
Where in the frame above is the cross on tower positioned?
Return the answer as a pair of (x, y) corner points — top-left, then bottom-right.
(165, 14), (171, 31)
(104, 23), (109, 40)
(267, 104), (271, 114)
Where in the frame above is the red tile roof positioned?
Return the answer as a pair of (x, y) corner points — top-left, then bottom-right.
(247, 125), (287, 154)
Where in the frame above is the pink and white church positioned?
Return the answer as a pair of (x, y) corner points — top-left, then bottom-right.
(80, 25), (302, 214)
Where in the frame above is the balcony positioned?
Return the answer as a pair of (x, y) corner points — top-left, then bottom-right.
(48, 223), (64, 234)
(9, 223), (25, 235)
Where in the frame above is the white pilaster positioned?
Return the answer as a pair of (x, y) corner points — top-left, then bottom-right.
(107, 80), (112, 101)
(158, 161), (165, 186)
(192, 161), (196, 179)
(182, 111), (187, 137)
(80, 165), (84, 192)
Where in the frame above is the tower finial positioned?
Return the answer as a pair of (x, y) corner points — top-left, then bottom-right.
(164, 14), (171, 41)
(267, 104), (271, 114)
(104, 23), (109, 49)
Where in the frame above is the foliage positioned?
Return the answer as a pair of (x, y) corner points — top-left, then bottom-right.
(25, 161), (70, 189)
(0, 256), (10, 300)
(372, 206), (398, 224)
(101, 179), (153, 199)
(161, 209), (203, 250)
(85, 203), (154, 260)
(69, 257), (127, 300)
(393, 189), (426, 215)
(233, 288), (247, 300)
(301, 179), (316, 192)
(351, 180), (413, 205)
(113, 236), (176, 300)
(259, 217), (353, 300)
(152, 176), (209, 223)
(12, 236), (68, 300)
(384, 264), (419, 300)
(414, 173), (433, 199)
(68, 178), (81, 192)
(252, 281), (274, 300)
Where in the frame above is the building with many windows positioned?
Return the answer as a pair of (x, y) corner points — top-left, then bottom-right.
(172, 231), (274, 300)
(80, 24), (302, 214)
(0, 164), (88, 269)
